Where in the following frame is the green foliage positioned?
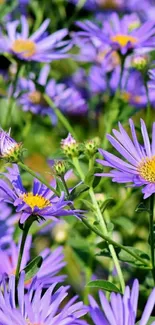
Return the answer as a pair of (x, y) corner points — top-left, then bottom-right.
(86, 280), (121, 293)
(23, 256), (43, 282)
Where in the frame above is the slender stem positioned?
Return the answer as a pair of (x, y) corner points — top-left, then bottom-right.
(149, 195), (155, 283)
(44, 94), (77, 139)
(15, 217), (34, 282)
(61, 175), (70, 198)
(82, 218), (151, 268)
(18, 161), (60, 197)
(72, 157), (125, 292)
(4, 63), (22, 128)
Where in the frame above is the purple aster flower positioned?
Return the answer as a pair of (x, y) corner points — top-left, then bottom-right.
(76, 13), (155, 55)
(0, 128), (22, 160)
(0, 164), (83, 223)
(0, 202), (19, 247)
(0, 236), (66, 287)
(0, 16), (71, 62)
(0, 236), (31, 281)
(68, 0), (123, 11)
(17, 65), (57, 124)
(96, 119), (155, 199)
(89, 279), (155, 325)
(0, 272), (88, 325)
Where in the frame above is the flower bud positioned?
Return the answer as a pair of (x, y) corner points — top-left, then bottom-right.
(132, 55), (148, 71)
(61, 133), (79, 158)
(0, 129), (22, 162)
(54, 160), (68, 177)
(84, 137), (100, 157)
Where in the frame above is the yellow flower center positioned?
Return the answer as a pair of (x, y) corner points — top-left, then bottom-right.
(21, 192), (51, 210)
(11, 39), (36, 58)
(98, 0), (120, 9)
(28, 91), (46, 105)
(138, 156), (155, 183)
(111, 34), (138, 47)
(121, 92), (142, 104)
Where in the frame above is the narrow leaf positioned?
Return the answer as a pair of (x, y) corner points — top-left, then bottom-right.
(23, 256), (43, 282)
(86, 280), (120, 293)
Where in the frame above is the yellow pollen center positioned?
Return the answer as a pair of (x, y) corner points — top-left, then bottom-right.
(138, 157), (155, 183)
(98, 0), (119, 9)
(11, 39), (36, 58)
(28, 91), (46, 105)
(111, 34), (138, 47)
(21, 193), (51, 210)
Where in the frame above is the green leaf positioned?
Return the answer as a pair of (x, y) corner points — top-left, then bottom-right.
(100, 198), (115, 214)
(118, 247), (150, 266)
(84, 167), (102, 188)
(80, 199), (96, 212)
(86, 280), (120, 293)
(70, 183), (89, 200)
(136, 317), (155, 325)
(0, 0), (17, 19)
(23, 256), (43, 282)
(135, 202), (149, 213)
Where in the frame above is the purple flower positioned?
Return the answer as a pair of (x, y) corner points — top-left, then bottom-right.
(0, 16), (71, 62)
(68, 0), (123, 11)
(0, 236), (31, 281)
(0, 202), (18, 247)
(0, 237), (66, 287)
(0, 164), (83, 223)
(96, 119), (155, 199)
(0, 128), (22, 160)
(89, 279), (155, 325)
(76, 13), (155, 55)
(17, 65), (57, 124)
(0, 272), (88, 325)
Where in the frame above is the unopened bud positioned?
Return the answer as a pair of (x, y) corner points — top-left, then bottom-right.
(54, 160), (68, 177)
(61, 133), (79, 158)
(132, 55), (148, 71)
(0, 129), (22, 162)
(84, 137), (100, 157)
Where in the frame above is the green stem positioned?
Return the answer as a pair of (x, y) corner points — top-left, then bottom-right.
(15, 217), (33, 283)
(82, 218), (151, 268)
(61, 175), (70, 198)
(72, 157), (125, 293)
(18, 161), (60, 197)
(4, 63), (22, 128)
(44, 94), (77, 139)
(149, 195), (155, 283)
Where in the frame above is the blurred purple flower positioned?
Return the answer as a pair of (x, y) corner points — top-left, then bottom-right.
(0, 272), (88, 325)
(0, 16), (71, 62)
(76, 13), (155, 55)
(0, 202), (18, 247)
(89, 279), (155, 325)
(0, 164), (84, 223)
(96, 119), (155, 199)
(0, 237), (66, 287)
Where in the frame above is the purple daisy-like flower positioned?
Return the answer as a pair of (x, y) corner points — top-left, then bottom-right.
(0, 128), (22, 160)
(89, 279), (155, 325)
(0, 164), (83, 223)
(96, 119), (155, 199)
(0, 202), (19, 247)
(0, 236), (31, 281)
(0, 236), (66, 286)
(0, 272), (88, 325)
(0, 16), (71, 62)
(76, 13), (155, 55)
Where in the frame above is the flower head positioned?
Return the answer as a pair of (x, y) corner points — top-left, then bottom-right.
(0, 164), (83, 223)
(0, 272), (88, 325)
(0, 16), (71, 62)
(96, 119), (155, 199)
(89, 279), (155, 325)
(76, 13), (155, 55)
(61, 133), (79, 157)
(0, 237), (66, 287)
(0, 129), (22, 162)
